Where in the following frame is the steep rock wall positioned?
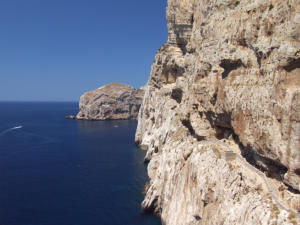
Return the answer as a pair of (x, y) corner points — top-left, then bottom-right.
(136, 0), (300, 224)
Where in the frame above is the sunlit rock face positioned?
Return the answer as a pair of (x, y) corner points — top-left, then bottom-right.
(76, 83), (144, 120)
(136, 0), (300, 224)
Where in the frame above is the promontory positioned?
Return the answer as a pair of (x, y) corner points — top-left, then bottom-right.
(71, 83), (144, 120)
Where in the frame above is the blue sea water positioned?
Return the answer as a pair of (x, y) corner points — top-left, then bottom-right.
(0, 102), (161, 225)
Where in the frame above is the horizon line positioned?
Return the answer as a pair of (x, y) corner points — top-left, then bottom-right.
(0, 100), (79, 103)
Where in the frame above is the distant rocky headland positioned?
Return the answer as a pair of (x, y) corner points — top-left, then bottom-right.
(66, 83), (144, 120)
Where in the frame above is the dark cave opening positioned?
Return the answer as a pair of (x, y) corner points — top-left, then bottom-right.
(171, 88), (183, 104)
(282, 58), (300, 72)
(220, 59), (244, 79)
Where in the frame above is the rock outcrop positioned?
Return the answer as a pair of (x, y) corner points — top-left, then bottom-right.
(136, 0), (300, 224)
(75, 83), (144, 120)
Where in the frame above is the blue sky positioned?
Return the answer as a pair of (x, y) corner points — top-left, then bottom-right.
(0, 0), (168, 101)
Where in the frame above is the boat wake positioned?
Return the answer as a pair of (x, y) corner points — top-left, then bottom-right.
(12, 126), (22, 130)
(0, 126), (23, 136)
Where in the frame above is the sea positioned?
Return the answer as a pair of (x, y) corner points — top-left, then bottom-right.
(0, 102), (161, 225)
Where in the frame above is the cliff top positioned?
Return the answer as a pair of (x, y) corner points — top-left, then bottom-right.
(83, 82), (138, 99)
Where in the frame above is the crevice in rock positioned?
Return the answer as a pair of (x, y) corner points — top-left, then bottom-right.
(115, 108), (128, 114)
(238, 37), (247, 47)
(171, 88), (183, 103)
(135, 140), (141, 146)
(202, 111), (216, 128)
(286, 183), (300, 194)
(249, 46), (263, 68)
(193, 215), (202, 221)
(216, 126), (233, 140)
(220, 59), (244, 79)
(151, 117), (155, 124)
(181, 117), (205, 141)
(231, 134), (297, 192)
(210, 93), (217, 106)
(269, 3), (274, 10)
(142, 196), (159, 214)
(144, 157), (151, 163)
(295, 168), (300, 176)
(282, 58), (300, 72)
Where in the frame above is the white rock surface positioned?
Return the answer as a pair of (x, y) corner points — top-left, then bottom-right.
(136, 0), (300, 224)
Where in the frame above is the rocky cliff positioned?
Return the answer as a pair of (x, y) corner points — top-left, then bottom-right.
(136, 0), (300, 224)
(75, 83), (144, 120)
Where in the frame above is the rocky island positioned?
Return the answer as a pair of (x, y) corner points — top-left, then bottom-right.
(68, 83), (144, 120)
(135, 0), (300, 224)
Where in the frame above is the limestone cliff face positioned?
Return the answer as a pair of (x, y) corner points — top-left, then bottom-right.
(76, 83), (144, 120)
(136, 0), (300, 224)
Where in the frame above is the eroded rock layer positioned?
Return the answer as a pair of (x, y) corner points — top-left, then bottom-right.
(136, 0), (300, 224)
(76, 83), (144, 120)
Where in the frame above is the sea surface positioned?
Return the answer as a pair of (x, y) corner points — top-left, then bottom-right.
(0, 102), (161, 225)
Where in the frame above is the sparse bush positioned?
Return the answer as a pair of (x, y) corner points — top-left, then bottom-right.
(271, 204), (280, 219)
(255, 184), (263, 193)
(143, 182), (150, 195)
(288, 212), (297, 225)
(288, 212), (296, 220)
(212, 146), (221, 159)
(228, 0), (240, 8)
(228, 162), (234, 170)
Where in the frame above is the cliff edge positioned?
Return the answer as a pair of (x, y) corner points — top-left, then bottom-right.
(136, 0), (300, 224)
(75, 83), (144, 120)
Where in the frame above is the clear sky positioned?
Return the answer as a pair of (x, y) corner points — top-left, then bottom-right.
(0, 0), (168, 101)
